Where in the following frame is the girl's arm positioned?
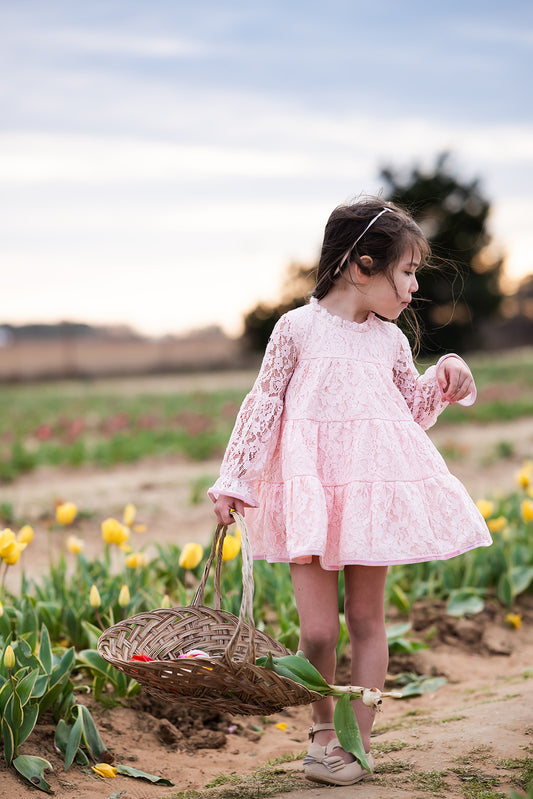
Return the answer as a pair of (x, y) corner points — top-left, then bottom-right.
(208, 313), (300, 517)
(392, 333), (477, 430)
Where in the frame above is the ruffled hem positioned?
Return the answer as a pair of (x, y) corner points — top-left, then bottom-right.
(253, 538), (492, 570)
(244, 474), (492, 567)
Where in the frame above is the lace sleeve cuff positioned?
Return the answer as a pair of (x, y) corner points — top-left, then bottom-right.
(207, 476), (259, 508)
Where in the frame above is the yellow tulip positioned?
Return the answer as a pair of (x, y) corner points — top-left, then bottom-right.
(17, 525), (34, 544)
(179, 542), (203, 570)
(521, 499), (533, 524)
(160, 594), (171, 609)
(515, 462), (533, 490)
(2, 541), (27, 565)
(475, 499), (494, 520)
(123, 503), (136, 527)
(56, 502), (78, 526)
(92, 763), (117, 778)
(222, 534), (241, 561)
(0, 529), (16, 557)
(487, 516), (507, 534)
(3, 645), (15, 670)
(125, 552), (148, 569)
(66, 535), (84, 554)
(505, 612), (522, 629)
(275, 722), (288, 731)
(90, 585), (101, 608)
(101, 518), (129, 547)
(0, 602), (3, 618)
(118, 584), (130, 608)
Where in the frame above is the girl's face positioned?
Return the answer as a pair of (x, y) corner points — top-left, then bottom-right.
(366, 249), (419, 320)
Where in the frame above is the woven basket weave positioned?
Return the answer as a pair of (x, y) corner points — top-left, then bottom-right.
(97, 512), (322, 715)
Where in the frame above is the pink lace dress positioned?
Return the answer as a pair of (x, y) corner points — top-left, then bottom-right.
(209, 298), (491, 569)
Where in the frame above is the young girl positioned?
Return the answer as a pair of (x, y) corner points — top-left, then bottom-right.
(209, 197), (491, 786)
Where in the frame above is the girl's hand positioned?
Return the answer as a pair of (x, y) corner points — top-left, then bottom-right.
(437, 357), (475, 404)
(213, 494), (245, 526)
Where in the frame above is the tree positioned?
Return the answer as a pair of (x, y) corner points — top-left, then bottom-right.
(381, 152), (504, 354)
(242, 153), (505, 354)
(242, 261), (315, 352)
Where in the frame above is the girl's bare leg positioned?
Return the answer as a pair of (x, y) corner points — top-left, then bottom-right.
(343, 565), (389, 752)
(290, 558), (343, 752)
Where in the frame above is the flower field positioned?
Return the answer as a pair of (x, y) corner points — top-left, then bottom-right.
(0, 355), (532, 797)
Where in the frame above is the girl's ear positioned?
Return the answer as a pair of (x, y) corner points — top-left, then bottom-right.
(353, 255), (373, 282)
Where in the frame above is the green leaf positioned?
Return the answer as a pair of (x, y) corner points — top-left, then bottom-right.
(116, 764), (174, 784)
(38, 626), (53, 674)
(77, 649), (111, 680)
(54, 718), (89, 765)
(16, 669), (39, 707)
(256, 653), (331, 694)
(18, 703), (39, 746)
(2, 716), (15, 765)
(446, 589), (485, 617)
(49, 647), (75, 688)
(398, 676), (447, 698)
(386, 622), (412, 639)
(33, 674), (49, 698)
(497, 572), (514, 607)
(64, 707), (83, 770)
(333, 694), (371, 771)
(82, 620), (105, 650)
(13, 755), (53, 793)
(79, 704), (106, 760)
(510, 565), (533, 596)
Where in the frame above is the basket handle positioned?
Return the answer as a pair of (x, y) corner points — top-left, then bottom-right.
(192, 511), (257, 665)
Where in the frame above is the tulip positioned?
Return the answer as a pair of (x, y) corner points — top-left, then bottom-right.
(179, 542), (203, 570)
(275, 722), (288, 731)
(177, 649), (210, 659)
(475, 499), (494, 520)
(125, 552), (148, 569)
(89, 585), (101, 608)
(123, 503), (136, 528)
(131, 652), (155, 662)
(101, 518), (129, 548)
(521, 499), (533, 523)
(222, 534), (241, 561)
(0, 529), (16, 557)
(487, 516), (507, 534)
(506, 613), (522, 629)
(66, 535), (84, 554)
(515, 463), (533, 489)
(0, 602), (3, 618)
(56, 502), (78, 526)
(3, 644), (15, 670)
(17, 525), (34, 544)
(160, 594), (171, 608)
(1, 540), (27, 565)
(92, 763), (117, 778)
(118, 584), (130, 608)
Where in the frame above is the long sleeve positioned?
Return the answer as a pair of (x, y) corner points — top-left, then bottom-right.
(392, 332), (472, 430)
(208, 313), (300, 507)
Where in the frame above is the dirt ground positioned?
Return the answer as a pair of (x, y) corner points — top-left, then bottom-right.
(1, 413), (532, 798)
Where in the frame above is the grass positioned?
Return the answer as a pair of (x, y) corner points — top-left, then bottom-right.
(168, 754), (306, 799)
(0, 347), (532, 481)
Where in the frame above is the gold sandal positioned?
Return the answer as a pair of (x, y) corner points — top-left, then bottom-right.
(303, 723), (374, 786)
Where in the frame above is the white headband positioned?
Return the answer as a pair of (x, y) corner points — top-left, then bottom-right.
(333, 207), (392, 276)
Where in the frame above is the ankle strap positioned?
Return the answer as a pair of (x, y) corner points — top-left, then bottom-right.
(309, 722), (335, 739)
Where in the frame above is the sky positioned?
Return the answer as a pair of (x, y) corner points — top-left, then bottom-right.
(1, 0), (532, 338)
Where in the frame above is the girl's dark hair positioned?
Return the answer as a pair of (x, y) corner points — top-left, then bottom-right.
(312, 197), (431, 352)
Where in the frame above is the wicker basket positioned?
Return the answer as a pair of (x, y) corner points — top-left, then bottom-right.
(97, 512), (323, 715)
